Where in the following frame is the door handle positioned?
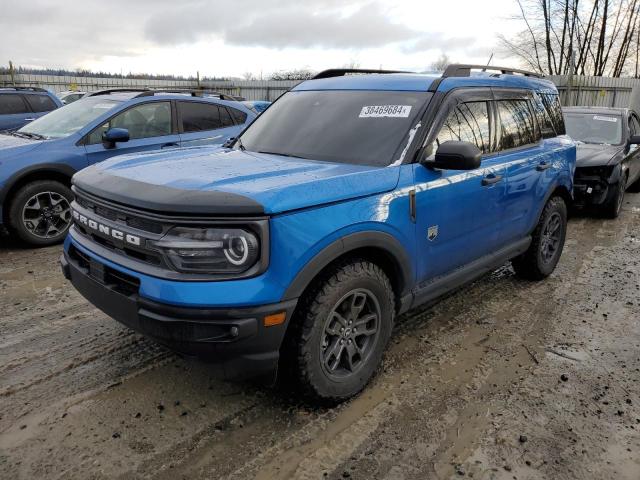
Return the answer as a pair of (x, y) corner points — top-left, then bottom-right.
(161, 142), (179, 149)
(536, 161), (552, 171)
(481, 174), (503, 186)
(24, 118), (35, 122)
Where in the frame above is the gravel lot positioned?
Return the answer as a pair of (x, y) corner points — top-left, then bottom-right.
(1, 193), (639, 480)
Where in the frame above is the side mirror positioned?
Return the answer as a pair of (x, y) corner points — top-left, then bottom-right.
(424, 141), (482, 170)
(629, 135), (640, 146)
(102, 128), (130, 149)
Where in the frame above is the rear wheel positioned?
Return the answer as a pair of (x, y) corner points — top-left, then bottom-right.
(512, 196), (567, 280)
(9, 180), (73, 246)
(287, 259), (395, 403)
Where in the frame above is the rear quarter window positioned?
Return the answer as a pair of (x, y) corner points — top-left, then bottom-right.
(25, 94), (57, 113)
(0, 94), (29, 114)
(539, 93), (566, 136)
(229, 107), (248, 124)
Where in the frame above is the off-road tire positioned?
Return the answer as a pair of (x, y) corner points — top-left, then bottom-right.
(286, 259), (395, 404)
(512, 196), (567, 281)
(9, 180), (73, 247)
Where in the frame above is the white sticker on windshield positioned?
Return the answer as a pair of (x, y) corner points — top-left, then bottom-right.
(593, 115), (618, 123)
(359, 105), (412, 118)
(94, 103), (115, 109)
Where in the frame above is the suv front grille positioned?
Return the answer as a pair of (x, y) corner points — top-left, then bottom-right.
(76, 196), (163, 234)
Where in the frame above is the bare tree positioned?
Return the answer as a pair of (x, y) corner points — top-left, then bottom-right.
(501, 0), (640, 77)
(430, 54), (451, 71)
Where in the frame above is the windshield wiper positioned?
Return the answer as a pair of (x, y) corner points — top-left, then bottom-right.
(257, 151), (308, 160)
(12, 131), (47, 140)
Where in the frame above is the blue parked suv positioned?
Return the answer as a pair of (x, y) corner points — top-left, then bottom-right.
(0, 88), (256, 245)
(0, 87), (62, 131)
(61, 65), (576, 402)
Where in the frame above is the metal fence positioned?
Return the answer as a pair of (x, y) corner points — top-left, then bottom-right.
(0, 73), (299, 101)
(548, 75), (640, 111)
(3, 71), (640, 109)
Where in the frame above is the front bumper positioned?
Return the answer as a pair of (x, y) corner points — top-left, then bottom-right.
(573, 166), (618, 206)
(61, 247), (297, 382)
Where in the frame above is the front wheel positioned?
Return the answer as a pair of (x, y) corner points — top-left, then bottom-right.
(287, 260), (395, 403)
(9, 180), (73, 247)
(602, 178), (626, 219)
(512, 196), (567, 280)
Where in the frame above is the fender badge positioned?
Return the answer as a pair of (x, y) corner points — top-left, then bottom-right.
(427, 225), (439, 241)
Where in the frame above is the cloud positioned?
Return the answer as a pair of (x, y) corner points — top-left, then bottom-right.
(0, 0), (499, 75)
(142, 1), (419, 49)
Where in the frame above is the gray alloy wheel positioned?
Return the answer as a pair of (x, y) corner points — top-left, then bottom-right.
(539, 211), (562, 266)
(21, 191), (72, 239)
(320, 288), (381, 379)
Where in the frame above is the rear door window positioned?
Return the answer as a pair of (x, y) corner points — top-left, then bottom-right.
(25, 94), (57, 113)
(433, 101), (491, 153)
(0, 94), (30, 114)
(178, 101), (223, 132)
(219, 106), (234, 127)
(496, 100), (539, 150)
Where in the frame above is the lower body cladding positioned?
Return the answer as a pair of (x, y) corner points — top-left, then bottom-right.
(60, 243), (297, 384)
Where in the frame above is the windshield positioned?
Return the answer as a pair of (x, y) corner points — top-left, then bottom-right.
(239, 90), (430, 166)
(564, 113), (623, 145)
(18, 97), (122, 139)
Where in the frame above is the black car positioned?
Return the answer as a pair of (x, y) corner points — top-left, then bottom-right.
(564, 106), (640, 218)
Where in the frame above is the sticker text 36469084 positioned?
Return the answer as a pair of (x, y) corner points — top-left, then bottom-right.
(359, 105), (412, 118)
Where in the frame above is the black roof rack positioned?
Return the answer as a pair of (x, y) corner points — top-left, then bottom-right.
(86, 88), (151, 97)
(312, 68), (413, 80)
(442, 64), (543, 78)
(0, 86), (49, 92)
(137, 88), (239, 101)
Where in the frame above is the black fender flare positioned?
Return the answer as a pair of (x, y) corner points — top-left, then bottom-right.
(0, 163), (77, 205)
(282, 230), (414, 304)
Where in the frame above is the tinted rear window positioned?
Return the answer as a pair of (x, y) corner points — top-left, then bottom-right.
(240, 90), (430, 166)
(179, 102), (223, 132)
(0, 94), (29, 114)
(25, 94), (57, 113)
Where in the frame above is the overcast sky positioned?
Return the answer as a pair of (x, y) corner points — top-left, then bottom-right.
(0, 0), (522, 78)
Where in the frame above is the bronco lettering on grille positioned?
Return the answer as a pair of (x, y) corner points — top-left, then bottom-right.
(72, 209), (141, 246)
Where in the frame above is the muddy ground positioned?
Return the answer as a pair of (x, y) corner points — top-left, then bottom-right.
(0, 194), (639, 480)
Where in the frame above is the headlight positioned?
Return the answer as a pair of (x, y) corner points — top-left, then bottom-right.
(154, 227), (260, 274)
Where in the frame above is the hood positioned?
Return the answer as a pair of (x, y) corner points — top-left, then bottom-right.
(0, 133), (45, 158)
(73, 147), (400, 215)
(575, 143), (622, 168)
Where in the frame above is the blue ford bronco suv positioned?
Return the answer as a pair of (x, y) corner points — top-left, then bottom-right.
(61, 65), (576, 402)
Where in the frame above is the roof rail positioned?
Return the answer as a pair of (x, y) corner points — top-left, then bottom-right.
(0, 86), (49, 92)
(312, 68), (413, 80)
(137, 88), (239, 101)
(442, 64), (543, 79)
(86, 88), (150, 97)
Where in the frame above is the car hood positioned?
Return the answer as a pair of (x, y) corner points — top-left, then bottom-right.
(575, 143), (622, 168)
(0, 133), (46, 159)
(73, 147), (400, 215)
